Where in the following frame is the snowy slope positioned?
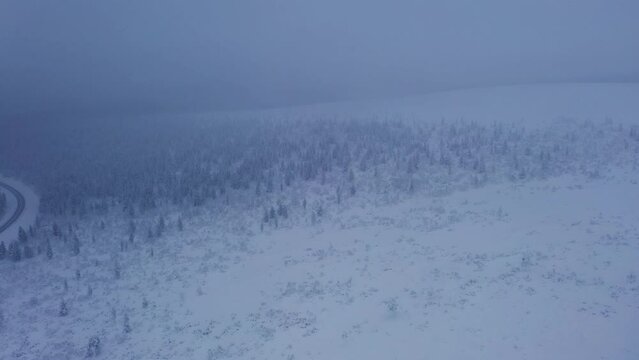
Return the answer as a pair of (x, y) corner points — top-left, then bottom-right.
(0, 83), (638, 359)
(243, 82), (639, 128)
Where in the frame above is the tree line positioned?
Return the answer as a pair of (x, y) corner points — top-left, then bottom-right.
(0, 117), (637, 220)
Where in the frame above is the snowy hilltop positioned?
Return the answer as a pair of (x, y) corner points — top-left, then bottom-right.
(0, 83), (638, 359)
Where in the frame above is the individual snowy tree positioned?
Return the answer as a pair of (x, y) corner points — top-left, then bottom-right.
(87, 285), (93, 297)
(127, 219), (136, 236)
(86, 336), (101, 357)
(127, 202), (136, 217)
(155, 216), (165, 237)
(114, 262), (121, 280)
(123, 314), (131, 333)
(177, 217), (184, 231)
(72, 236), (80, 256)
(59, 300), (68, 317)
(53, 223), (61, 237)
(0, 241), (5, 260)
(18, 227), (28, 243)
(266, 176), (273, 193)
(8, 241), (21, 262)
(46, 239), (53, 259)
(384, 297), (399, 314)
(277, 202), (288, 219)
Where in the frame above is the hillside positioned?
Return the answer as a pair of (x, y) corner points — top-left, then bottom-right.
(0, 83), (638, 359)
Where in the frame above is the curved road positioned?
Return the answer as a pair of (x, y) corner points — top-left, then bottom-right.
(0, 180), (26, 234)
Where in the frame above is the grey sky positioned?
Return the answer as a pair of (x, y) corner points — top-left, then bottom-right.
(1, 0), (638, 119)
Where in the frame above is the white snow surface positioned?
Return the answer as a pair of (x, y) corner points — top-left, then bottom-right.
(1, 83), (638, 359)
(234, 82), (639, 128)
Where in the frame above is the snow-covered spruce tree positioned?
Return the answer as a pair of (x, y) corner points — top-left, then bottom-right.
(8, 241), (21, 262)
(277, 202), (288, 219)
(177, 216), (184, 231)
(86, 336), (101, 357)
(46, 239), (53, 259)
(0, 241), (5, 260)
(52, 223), (61, 237)
(114, 262), (121, 280)
(127, 219), (136, 237)
(155, 216), (165, 238)
(71, 236), (80, 256)
(18, 227), (28, 243)
(384, 298), (399, 314)
(59, 300), (68, 317)
(123, 314), (131, 334)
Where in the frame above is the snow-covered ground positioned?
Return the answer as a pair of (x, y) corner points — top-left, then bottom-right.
(2, 169), (638, 359)
(1, 83), (638, 359)
(0, 175), (39, 244)
(227, 82), (639, 128)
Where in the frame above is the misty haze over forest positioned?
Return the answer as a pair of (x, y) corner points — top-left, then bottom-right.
(1, 1), (638, 359)
(2, 0), (639, 118)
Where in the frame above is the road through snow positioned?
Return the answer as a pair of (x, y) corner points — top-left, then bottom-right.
(0, 176), (39, 243)
(0, 180), (26, 233)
